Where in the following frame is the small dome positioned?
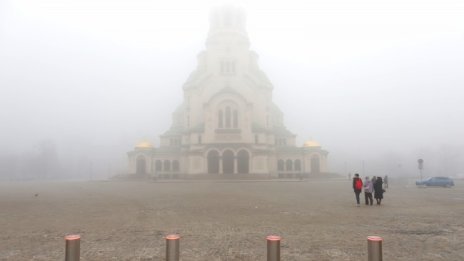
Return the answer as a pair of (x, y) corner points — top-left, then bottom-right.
(303, 140), (321, 148)
(135, 141), (153, 149)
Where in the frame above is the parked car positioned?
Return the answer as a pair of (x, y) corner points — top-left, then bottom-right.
(416, 177), (455, 187)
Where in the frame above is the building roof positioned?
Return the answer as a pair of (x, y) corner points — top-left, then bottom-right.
(303, 140), (321, 148)
(135, 141), (154, 149)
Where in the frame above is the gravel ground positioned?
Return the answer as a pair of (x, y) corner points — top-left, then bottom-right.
(0, 177), (463, 260)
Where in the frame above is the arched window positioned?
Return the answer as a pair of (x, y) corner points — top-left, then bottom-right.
(233, 110), (238, 128)
(207, 150), (220, 174)
(218, 110), (223, 128)
(172, 160), (179, 172)
(155, 160), (162, 171)
(286, 159), (293, 171)
(163, 160), (171, 172)
(217, 102), (238, 130)
(294, 160), (301, 172)
(136, 156), (146, 174)
(225, 107), (231, 128)
(277, 160), (284, 171)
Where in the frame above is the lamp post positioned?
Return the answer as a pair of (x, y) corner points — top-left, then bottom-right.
(418, 159), (424, 180)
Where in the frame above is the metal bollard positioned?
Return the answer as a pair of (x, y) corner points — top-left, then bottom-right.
(266, 235), (281, 261)
(65, 234), (80, 261)
(165, 234), (180, 261)
(367, 236), (383, 261)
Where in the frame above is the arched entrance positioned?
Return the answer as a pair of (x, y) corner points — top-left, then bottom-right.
(295, 159), (301, 171)
(277, 160), (284, 171)
(136, 156), (146, 174)
(237, 150), (249, 174)
(172, 160), (179, 172)
(222, 150), (234, 174)
(155, 160), (162, 172)
(207, 150), (220, 174)
(163, 160), (171, 172)
(311, 155), (320, 173)
(286, 159), (293, 171)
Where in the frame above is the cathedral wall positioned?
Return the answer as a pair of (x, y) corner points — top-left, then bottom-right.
(188, 134), (203, 146)
(267, 153), (278, 175)
(303, 151), (328, 173)
(250, 89), (270, 129)
(287, 136), (296, 147)
(128, 7), (329, 177)
(187, 49), (272, 133)
(186, 91), (202, 129)
(266, 134), (276, 146)
(188, 155), (205, 174)
(251, 155), (267, 173)
(203, 92), (253, 144)
(128, 151), (153, 175)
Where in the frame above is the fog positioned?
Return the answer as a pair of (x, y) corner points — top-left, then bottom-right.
(1, 0), (463, 180)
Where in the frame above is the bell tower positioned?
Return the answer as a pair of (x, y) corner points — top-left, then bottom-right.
(206, 5), (250, 50)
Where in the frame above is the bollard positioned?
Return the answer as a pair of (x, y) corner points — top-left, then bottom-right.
(367, 236), (383, 261)
(266, 235), (281, 261)
(65, 234), (80, 261)
(165, 234), (180, 261)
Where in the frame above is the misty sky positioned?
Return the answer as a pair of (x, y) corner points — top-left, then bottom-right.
(1, 0), (463, 176)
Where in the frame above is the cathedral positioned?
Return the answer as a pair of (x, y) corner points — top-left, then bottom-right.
(127, 6), (328, 178)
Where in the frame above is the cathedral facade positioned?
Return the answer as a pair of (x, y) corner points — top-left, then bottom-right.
(127, 6), (328, 178)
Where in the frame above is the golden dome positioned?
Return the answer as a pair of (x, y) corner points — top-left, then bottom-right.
(135, 141), (154, 149)
(303, 140), (321, 148)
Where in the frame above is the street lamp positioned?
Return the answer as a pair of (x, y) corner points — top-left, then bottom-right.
(418, 159), (424, 180)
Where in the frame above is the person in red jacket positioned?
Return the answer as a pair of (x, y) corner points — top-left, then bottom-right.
(352, 173), (363, 206)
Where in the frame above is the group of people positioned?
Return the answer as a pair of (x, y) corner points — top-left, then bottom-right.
(352, 173), (386, 206)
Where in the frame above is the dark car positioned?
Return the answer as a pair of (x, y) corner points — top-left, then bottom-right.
(416, 177), (455, 187)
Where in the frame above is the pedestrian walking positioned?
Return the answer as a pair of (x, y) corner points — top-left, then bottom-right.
(374, 176), (384, 205)
(363, 176), (374, 205)
(352, 173), (363, 206)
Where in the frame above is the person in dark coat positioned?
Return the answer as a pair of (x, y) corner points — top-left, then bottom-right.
(373, 176), (384, 205)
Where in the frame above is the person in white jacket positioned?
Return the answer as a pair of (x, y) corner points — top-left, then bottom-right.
(364, 176), (374, 206)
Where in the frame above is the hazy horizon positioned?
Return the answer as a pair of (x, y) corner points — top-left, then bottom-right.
(1, 0), (463, 179)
